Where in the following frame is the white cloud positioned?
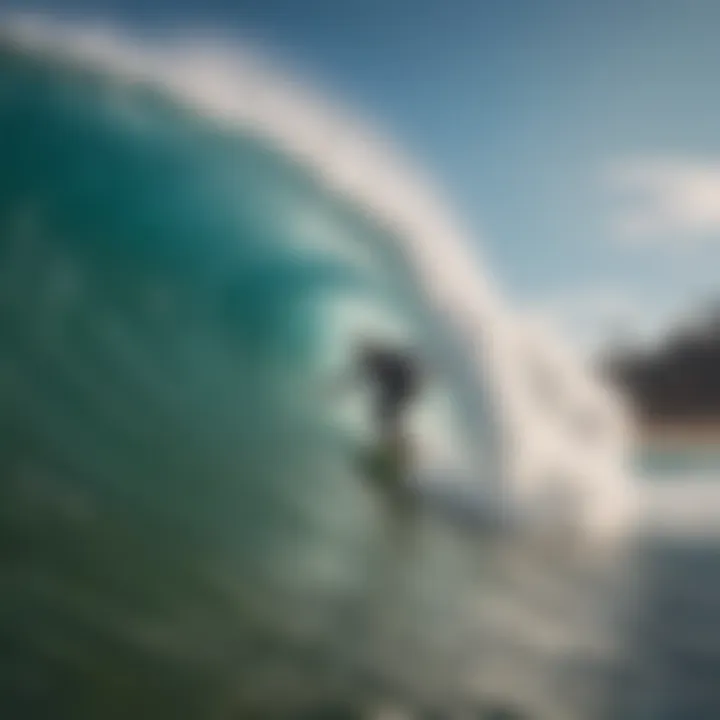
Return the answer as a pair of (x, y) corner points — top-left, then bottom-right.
(607, 158), (720, 246)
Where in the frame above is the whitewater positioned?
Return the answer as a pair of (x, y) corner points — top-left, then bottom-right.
(1, 13), (720, 719)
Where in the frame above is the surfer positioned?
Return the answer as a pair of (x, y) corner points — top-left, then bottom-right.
(329, 339), (424, 489)
(354, 340), (423, 461)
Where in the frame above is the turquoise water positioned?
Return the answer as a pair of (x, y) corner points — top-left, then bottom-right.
(637, 447), (720, 479)
(2, 27), (720, 720)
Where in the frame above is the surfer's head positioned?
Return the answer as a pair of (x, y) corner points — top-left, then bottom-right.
(355, 336), (407, 368)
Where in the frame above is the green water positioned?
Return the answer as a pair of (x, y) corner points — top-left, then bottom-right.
(636, 446), (720, 479)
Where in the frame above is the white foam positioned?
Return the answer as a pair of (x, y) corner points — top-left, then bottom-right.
(638, 477), (720, 538)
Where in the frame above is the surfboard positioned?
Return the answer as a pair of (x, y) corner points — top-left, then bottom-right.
(353, 439), (503, 529)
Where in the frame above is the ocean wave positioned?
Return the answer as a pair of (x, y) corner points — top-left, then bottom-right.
(0, 13), (636, 533)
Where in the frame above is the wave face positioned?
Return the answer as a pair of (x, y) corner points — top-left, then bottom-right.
(8, 39), (419, 431)
(0, 16), (510, 494)
(0, 15), (639, 530)
(0, 18), (642, 719)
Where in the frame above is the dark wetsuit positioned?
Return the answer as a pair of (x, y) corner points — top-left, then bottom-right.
(360, 347), (420, 437)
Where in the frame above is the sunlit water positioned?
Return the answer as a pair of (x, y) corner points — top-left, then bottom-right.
(6, 431), (720, 718)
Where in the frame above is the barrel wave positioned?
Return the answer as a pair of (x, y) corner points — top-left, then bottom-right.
(0, 17), (641, 719)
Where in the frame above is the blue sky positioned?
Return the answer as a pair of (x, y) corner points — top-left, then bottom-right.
(7, 0), (720, 351)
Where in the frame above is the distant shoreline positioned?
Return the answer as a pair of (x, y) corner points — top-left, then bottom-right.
(639, 421), (720, 449)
